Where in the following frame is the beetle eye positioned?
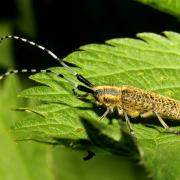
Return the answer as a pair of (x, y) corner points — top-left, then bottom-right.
(93, 90), (98, 96)
(93, 91), (99, 100)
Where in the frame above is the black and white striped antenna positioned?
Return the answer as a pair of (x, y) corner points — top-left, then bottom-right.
(0, 68), (78, 89)
(0, 35), (94, 88)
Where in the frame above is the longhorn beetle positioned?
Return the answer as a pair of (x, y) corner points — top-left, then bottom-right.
(0, 35), (180, 135)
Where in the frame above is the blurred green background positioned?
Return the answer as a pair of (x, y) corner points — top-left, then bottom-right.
(0, 0), (179, 179)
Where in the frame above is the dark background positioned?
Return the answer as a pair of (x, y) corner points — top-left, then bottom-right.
(0, 0), (179, 69)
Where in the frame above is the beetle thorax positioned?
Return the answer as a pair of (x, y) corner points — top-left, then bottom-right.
(93, 86), (122, 107)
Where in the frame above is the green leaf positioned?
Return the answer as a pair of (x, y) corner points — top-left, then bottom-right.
(14, 31), (180, 179)
(136, 0), (180, 18)
(0, 76), (54, 180)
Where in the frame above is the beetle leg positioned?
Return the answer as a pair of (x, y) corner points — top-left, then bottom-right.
(140, 111), (154, 118)
(117, 108), (124, 116)
(154, 111), (169, 129)
(154, 111), (179, 135)
(124, 111), (134, 134)
(99, 108), (109, 121)
(99, 107), (113, 121)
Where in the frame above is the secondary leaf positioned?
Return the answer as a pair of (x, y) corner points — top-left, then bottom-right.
(0, 76), (54, 180)
(14, 31), (180, 179)
(136, 0), (180, 18)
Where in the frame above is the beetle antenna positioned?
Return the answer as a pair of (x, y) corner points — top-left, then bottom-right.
(0, 69), (94, 94)
(0, 35), (94, 88)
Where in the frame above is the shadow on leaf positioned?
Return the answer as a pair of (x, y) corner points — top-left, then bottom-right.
(80, 117), (141, 160)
